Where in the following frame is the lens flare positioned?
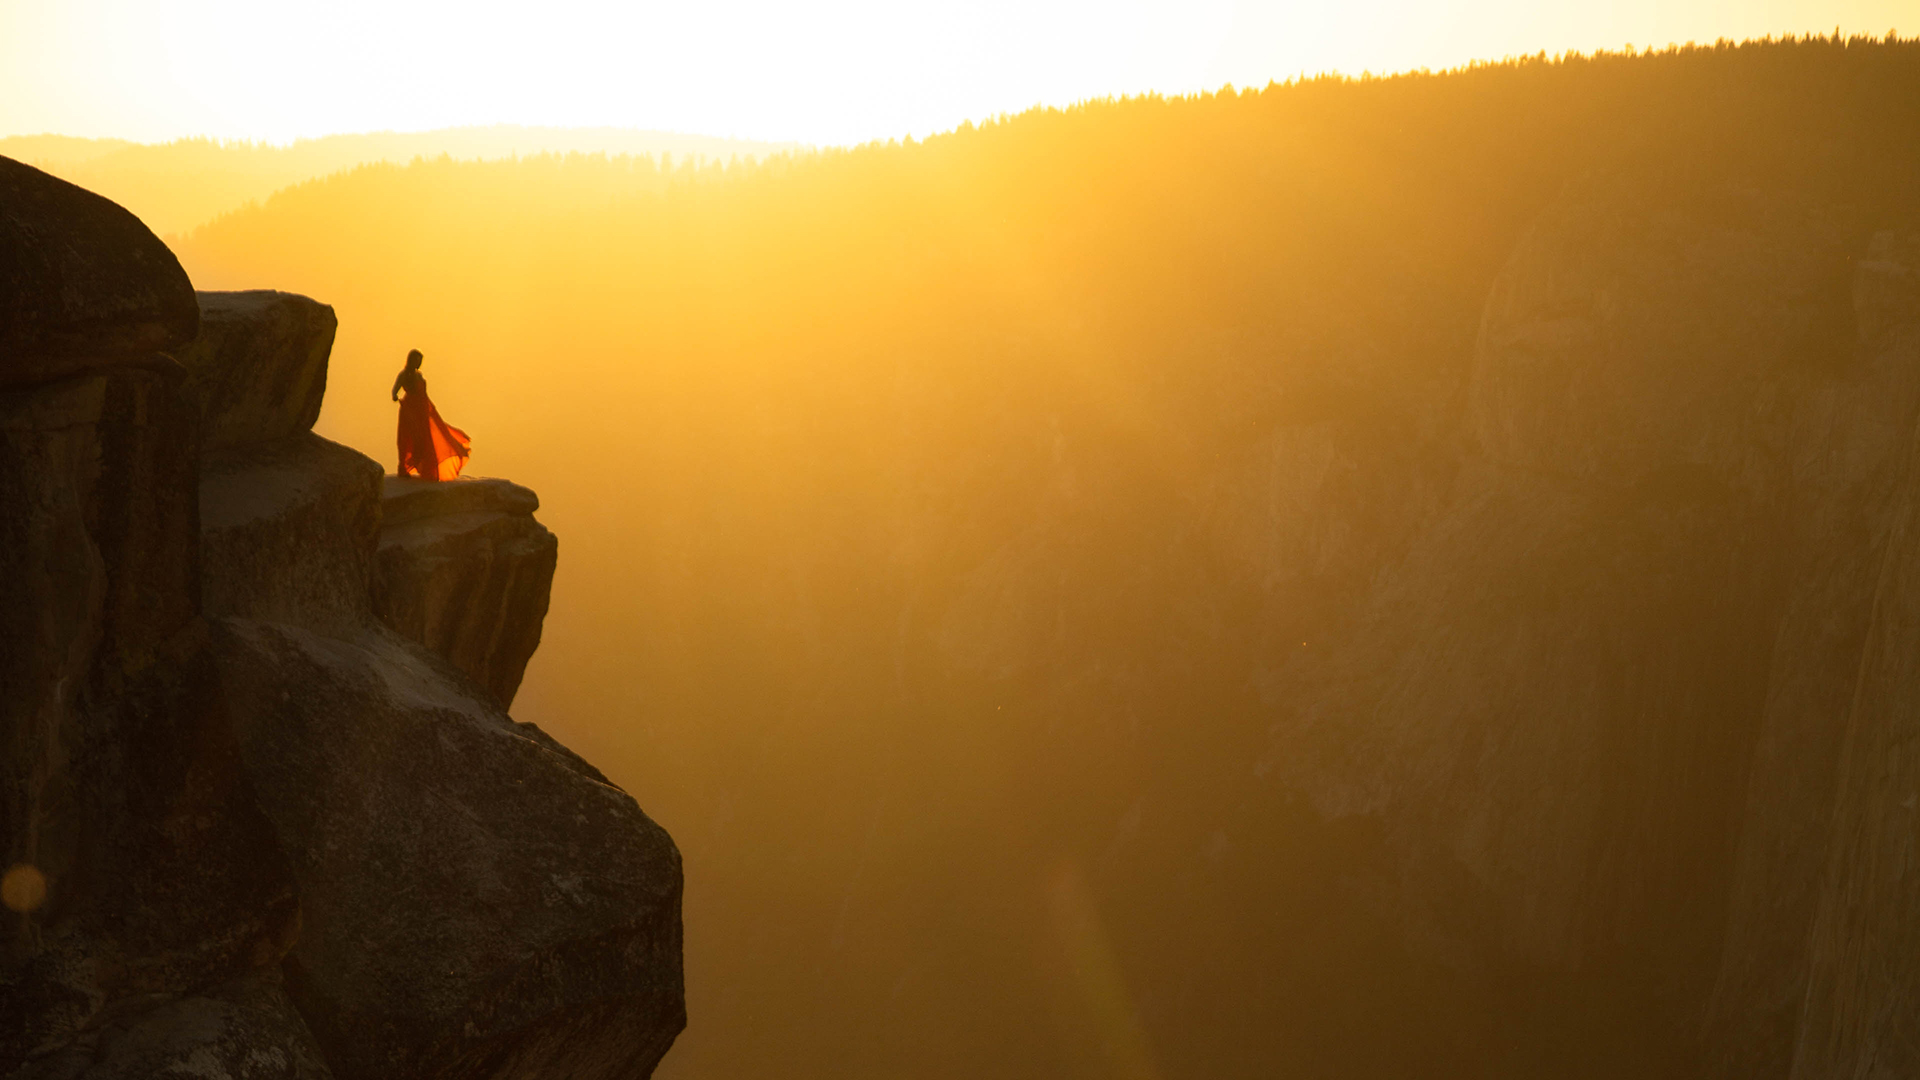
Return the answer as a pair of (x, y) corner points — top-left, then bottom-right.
(1046, 861), (1159, 1080)
(2, 864), (47, 914)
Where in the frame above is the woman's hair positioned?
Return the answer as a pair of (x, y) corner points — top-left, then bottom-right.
(406, 349), (424, 367)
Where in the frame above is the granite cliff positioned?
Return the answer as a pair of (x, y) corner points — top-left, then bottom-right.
(0, 155), (682, 1079)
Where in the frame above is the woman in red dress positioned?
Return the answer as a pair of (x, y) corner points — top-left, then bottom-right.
(391, 349), (470, 481)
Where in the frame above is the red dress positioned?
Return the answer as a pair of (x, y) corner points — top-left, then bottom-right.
(396, 370), (470, 481)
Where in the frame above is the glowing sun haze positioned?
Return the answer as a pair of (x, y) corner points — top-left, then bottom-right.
(0, 0), (1909, 146)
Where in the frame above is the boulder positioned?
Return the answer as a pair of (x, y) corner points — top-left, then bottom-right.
(175, 292), (336, 453)
(201, 433), (383, 629)
(13, 972), (332, 1080)
(211, 618), (684, 1080)
(374, 477), (557, 708)
(0, 371), (300, 1071)
(0, 157), (197, 383)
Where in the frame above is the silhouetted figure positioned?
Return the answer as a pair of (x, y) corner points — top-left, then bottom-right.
(392, 348), (470, 481)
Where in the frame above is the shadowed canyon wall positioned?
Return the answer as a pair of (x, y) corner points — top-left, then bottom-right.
(167, 37), (1920, 1080)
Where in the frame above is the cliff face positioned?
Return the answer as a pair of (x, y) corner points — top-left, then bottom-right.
(1776, 236), (1920, 1080)
(0, 157), (682, 1079)
(1253, 181), (1920, 1074)
(373, 476), (557, 708)
(1168, 184), (1918, 1076)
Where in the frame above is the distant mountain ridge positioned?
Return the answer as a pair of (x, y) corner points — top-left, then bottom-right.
(0, 125), (805, 237)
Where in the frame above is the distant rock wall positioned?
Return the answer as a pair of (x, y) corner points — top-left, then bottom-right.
(897, 163), (1920, 1076)
(1696, 230), (1920, 1077)
(0, 155), (683, 1080)
(1282, 175), (1858, 984)
(1252, 197), (1920, 1073)
(1770, 234), (1920, 1080)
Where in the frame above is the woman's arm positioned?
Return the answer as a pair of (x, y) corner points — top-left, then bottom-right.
(391, 370), (406, 401)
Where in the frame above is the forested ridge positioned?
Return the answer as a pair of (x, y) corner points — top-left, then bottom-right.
(0, 125), (793, 237)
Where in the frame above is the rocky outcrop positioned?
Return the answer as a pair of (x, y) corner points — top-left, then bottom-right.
(2, 156), (682, 1078)
(15, 973), (330, 1080)
(0, 156), (197, 384)
(215, 621), (682, 1080)
(0, 159), (305, 1074)
(201, 433), (383, 629)
(175, 292), (335, 452)
(374, 477), (557, 708)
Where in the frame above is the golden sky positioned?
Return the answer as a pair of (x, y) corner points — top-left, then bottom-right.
(0, 0), (1910, 146)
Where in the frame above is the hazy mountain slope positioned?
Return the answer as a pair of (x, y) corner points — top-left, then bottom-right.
(0, 134), (137, 167)
(171, 36), (1920, 1080)
(1, 125), (801, 237)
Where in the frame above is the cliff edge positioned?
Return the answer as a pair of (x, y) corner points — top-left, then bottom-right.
(0, 155), (683, 1080)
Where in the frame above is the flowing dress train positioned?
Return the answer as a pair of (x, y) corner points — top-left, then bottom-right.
(396, 370), (470, 481)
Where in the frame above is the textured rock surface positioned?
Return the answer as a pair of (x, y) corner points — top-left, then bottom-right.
(14, 973), (332, 1080)
(1787, 436), (1920, 1078)
(0, 157), (197, 382)
(1278, 178), (1849, 967)
(1224, 184), (1917, 1073)
(0, 369), (300, 1072)
(1703, 231), (1920, 1076)
(374, 477), (557, 707)
(201, 434), (383, 629)
(5, 156), (681, 1080)
(1762, 235), (1920, 1080)
(175, 292), (335, 452)
(212, 619), (684, 1080)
